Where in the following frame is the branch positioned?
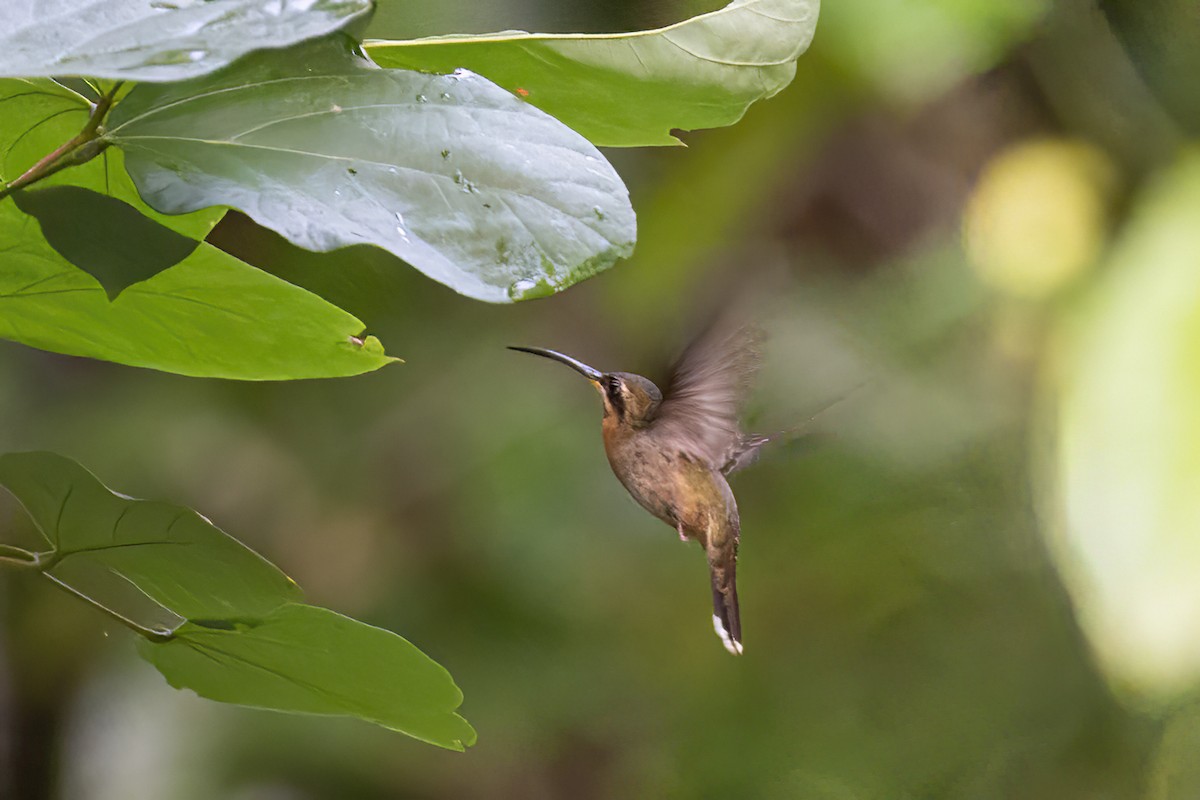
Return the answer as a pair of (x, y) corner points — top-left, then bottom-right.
(0, 82), (122, 201)
(0, 542), (40, 567)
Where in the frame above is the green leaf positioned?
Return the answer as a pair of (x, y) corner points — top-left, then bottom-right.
(1, 77), (394, 378)
(0, 199), (397, 379)
(0, 451), (475, 749)
(140, 604), (477, 751)
(13, 186), (199, 299)
(1049, 151), (1200, 701)
(0, 0), (372, 83)
(0, 451), (299, 618)
(1, 77), (223, 239)
(364, 0), (820, 148)
(106, 36), (637, 303)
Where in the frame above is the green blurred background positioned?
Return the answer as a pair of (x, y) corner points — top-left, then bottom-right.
(5, 0), (1200, 797)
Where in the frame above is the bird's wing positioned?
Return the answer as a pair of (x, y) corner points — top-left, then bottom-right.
(653, 320), (763, 470)
(720, 383), (866, 475)
(720, 433), (772, 476)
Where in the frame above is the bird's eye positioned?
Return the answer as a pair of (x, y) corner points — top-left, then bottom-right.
(604, 376), (621, 395)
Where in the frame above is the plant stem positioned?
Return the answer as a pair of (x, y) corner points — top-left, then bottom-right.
(0, 543), (41, 567)
(0, 82), (122, 201)
(41, 572), (175, 643)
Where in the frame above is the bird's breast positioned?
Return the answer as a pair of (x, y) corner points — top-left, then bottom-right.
(602, 424), (737, 535)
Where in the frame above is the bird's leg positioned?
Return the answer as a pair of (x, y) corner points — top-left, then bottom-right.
(676, 522), (689, 543)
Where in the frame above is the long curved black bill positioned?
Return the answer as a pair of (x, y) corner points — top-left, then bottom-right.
(508, 346), (603, 382)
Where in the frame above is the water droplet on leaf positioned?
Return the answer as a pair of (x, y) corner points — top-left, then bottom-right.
(452, 171), (478, 193)
(508, 279), (536, 299)
(507, 277), (555, 301)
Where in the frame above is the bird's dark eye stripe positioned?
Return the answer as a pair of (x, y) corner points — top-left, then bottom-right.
(605, 376), (626, 416)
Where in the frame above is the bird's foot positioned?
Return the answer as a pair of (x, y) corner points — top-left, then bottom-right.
(677, 524), (688, 543)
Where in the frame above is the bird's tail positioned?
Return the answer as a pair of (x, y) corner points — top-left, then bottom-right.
(708, 541), (743, 655)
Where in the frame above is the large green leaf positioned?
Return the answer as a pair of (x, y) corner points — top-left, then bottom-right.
(0, 0), (372, 83)
(0, 451), (299, 619)
(0, 77), (222, 239)
(141, 604), (477, 751)
(0, 451), (475, 749)
(365, 0), (820, 147)
(1049, 152), (1200, 701)
(106, 36), (637, 303)
(0, 199), (396, 379)
(1, 77), (394, 378)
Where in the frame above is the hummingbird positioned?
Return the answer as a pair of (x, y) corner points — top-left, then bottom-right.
(510, 321), (769, 655)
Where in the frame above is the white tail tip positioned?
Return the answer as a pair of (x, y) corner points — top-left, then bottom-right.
(712, 614), (743, 655)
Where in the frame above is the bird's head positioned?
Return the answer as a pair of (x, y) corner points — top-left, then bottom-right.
(508, 347), (662, 426)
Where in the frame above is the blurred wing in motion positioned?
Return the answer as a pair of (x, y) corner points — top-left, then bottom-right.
(720, 433), (772, 475)
(653, 319), (764, 470)
(720, 382), (869, 475)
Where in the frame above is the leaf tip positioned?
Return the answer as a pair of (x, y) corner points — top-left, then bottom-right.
(346, 333), (402, 364)
(452, 715), (479, 750)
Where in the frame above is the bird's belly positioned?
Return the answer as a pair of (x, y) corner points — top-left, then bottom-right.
(603, 440), (677, 524)
(623, 476), (678, 525)
(604, 438), (735, 534)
